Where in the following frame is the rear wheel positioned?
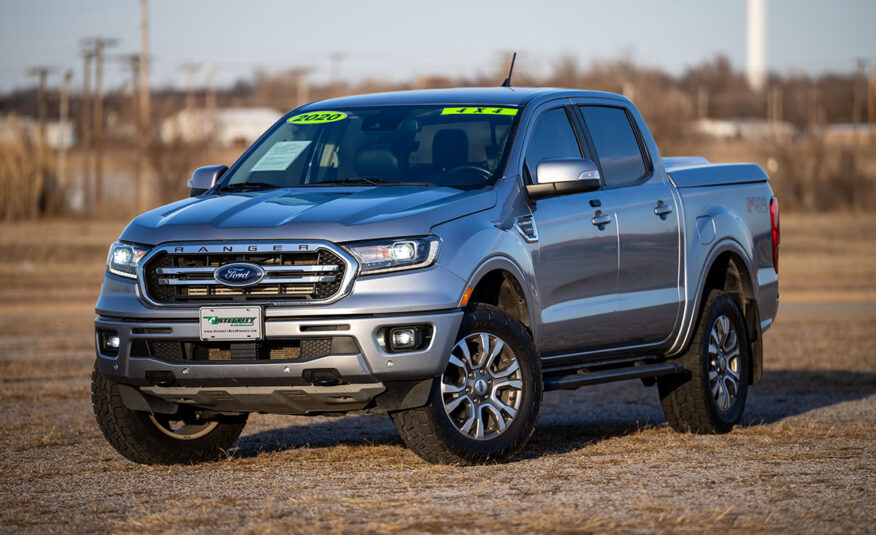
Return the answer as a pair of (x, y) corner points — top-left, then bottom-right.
(91, 368), (247, 465)
(658, 290), (751, 433)
(391, 304), (542, 464)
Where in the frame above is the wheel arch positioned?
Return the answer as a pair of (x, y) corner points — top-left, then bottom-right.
(675, 240), (764, 383)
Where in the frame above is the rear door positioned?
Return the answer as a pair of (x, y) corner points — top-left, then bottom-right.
(574, 103), (682, 346)
(524, 104), (619, 355)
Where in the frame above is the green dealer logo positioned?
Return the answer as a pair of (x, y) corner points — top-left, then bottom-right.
(202, 316), (256, 327)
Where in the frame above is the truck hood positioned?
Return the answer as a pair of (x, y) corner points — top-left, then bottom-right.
(120, 186), (496, 245)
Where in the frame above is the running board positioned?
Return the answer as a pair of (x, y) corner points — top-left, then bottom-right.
(543, 362), (685, 391)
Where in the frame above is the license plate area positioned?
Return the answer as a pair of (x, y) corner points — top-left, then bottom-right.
(199, 306), (263, 341)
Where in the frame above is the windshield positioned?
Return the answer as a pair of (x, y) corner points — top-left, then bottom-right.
(220, 105), (519, 191)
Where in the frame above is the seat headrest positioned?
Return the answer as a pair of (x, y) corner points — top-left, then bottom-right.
(354, 145), (399, 179)
(432, 129), (469, 171)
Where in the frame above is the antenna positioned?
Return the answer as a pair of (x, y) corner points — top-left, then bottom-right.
(501, 52), (517, 87)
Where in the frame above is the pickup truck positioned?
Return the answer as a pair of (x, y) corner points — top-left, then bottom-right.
(92, 87), (780, 465)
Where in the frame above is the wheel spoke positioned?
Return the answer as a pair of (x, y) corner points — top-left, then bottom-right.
(441, 381), (465, 395)
(444, 394), (469, 413)
(473, 405), (486, 439)
(494, 378), (522, 391)
(460, 410), (476, 434)
(483, 403), (506, 433)
(457, 341), (474, 370)
(723, 329), (738, 353)
(490, 360), (519, 379)
(478, 333), (491, 367)
(448, 354), (466, 371)
(485, 338), (505, 370)
(711, 378), (720, 397)
(490, 396), (518, 419)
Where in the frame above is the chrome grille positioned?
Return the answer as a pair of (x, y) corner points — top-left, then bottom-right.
(140, 242), (354, 306)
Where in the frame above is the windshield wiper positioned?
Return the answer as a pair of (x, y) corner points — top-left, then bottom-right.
(302, 178), (437, 187)
(219, 182), (282, 192)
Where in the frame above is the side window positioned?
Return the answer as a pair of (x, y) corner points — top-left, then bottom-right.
(524, 107), (582, 180)
(578, 106), (647, 187)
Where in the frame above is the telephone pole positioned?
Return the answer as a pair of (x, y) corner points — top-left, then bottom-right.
(81, 49), (94, 205)
(83, 37), (119, 205)
(139, 0), (152, 210)
(27, 67), (52, 149)
(122, 54), (144, 211)
(184, 62), (198, 111)
(58, 70), (73, 190)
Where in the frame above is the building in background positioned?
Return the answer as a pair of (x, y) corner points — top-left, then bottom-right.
(160, 107), (282, 146)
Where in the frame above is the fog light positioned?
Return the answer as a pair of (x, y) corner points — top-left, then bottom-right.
(98, 330), (120, 356)
(390, 327), (417, 350)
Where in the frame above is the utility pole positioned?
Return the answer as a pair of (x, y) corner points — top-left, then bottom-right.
(184, 62), (198, 111)
(122, 54), (143, 211)
(330, 52), (344, 97)
(853, 59), (865, 145)
(868, 68), (875, 143)
(139, 0), (151, 210)
(81, 50), (94, 206)
(203, 63), (217, 114)
(58, 70), (73, 190)
(83, 37), (119, 206)
(140, 0), (150, 129)
(697, 86), (709, 120)
(27, 67), (52, 149)
(295, 67), (311, 107)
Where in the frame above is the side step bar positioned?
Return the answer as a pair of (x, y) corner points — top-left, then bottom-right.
(543, 362), (685, 391)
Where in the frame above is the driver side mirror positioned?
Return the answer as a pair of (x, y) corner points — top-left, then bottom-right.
(525, 158), (601, 200)
(187, 165), (228, 197)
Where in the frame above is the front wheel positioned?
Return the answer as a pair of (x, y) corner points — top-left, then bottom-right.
(391, 304), (542, 464)
(658, 290), (751, 434)
(91, 368), (247, 465)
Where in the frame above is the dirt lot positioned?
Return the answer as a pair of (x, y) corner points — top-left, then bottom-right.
(0, 214), (874, 534)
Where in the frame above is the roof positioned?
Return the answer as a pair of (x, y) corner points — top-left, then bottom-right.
(298, 87), (624, 111)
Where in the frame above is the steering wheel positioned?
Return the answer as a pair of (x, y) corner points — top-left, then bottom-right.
(446, 164), (492, 181)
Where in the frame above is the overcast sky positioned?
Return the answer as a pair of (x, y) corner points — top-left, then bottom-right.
(1, 0), (874, 94)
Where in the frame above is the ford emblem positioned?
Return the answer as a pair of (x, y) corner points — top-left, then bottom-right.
(213, 262), (266, 287)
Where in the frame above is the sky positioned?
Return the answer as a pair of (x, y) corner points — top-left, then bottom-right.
(0, 0), (874, 94)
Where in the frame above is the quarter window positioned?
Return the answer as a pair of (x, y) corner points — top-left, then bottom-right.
(578, 106), (647, 187)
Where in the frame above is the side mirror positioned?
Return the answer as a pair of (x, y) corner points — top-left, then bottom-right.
(525, 158), (601, 200)
(187, 165), (228, 197)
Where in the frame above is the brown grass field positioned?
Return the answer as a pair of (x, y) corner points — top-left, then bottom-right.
(0, 213), (874, 534)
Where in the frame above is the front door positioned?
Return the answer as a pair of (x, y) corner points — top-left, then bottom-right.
(526, 106), (620, 355)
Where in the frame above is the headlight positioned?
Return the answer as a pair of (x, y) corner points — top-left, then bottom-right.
(106, 241), (150, 279)
(344, 236), (441, 275)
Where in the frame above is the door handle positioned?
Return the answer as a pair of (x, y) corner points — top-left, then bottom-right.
(591, 210), (612, 230)
(654, 200), (673, 220)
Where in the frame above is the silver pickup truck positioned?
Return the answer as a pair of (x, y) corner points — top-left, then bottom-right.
(92, 87), (780, 465)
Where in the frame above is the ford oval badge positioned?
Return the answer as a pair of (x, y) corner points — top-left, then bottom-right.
(214, 262), (266, 287)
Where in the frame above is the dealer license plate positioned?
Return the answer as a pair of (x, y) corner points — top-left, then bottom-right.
(199, 306), (263, 341)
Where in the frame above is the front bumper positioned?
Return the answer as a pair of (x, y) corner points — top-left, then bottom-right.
(95, 309), (462, 414)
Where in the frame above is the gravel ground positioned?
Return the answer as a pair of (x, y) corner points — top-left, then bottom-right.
(1, 216), (874, 534)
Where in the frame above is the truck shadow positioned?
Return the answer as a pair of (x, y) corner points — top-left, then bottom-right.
(234, 369), (875, 461)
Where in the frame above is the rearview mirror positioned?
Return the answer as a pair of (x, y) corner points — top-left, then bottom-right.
(187, 165), (228, 196)
(525, 158), (601, 200)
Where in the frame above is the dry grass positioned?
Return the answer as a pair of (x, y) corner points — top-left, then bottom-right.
(0, 214), (873, 534)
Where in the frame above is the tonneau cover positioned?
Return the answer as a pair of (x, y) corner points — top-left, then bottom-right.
(664, 157), (769, 188)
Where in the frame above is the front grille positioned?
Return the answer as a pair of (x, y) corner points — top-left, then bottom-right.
(142, 246), (348, 304)
(134, 337), (360, 362)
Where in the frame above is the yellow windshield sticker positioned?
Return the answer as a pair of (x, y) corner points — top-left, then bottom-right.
(288, 111), (348, 124)
(441, 107), (518, 116)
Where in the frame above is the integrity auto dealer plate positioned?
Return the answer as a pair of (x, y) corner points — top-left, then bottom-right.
(199, 306), (263, 341)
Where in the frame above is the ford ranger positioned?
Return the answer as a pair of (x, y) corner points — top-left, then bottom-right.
(92, 87), (780, 465)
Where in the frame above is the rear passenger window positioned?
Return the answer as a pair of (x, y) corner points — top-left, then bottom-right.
(578, 106), (647, 186)
(524, 107), (582, 180)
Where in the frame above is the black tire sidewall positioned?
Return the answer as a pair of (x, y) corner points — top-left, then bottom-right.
(422, 305), (542, 462)
(698, 295), (750, 428)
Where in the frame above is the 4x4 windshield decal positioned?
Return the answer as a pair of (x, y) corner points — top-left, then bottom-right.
(441, 107), (518, 116)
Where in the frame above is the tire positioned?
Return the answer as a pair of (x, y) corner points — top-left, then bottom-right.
(658, 290), (751, 434)
(391, 304), (542, 464)
(91, 367), (247, 465)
